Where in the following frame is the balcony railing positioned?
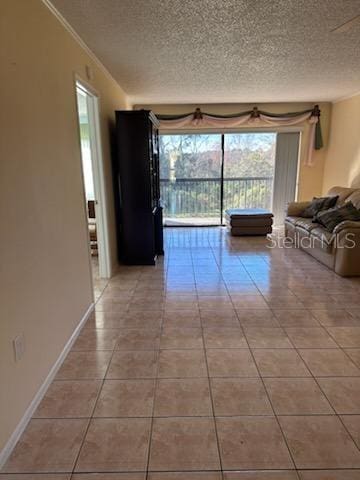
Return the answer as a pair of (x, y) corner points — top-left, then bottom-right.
(160, 177), (273, 218)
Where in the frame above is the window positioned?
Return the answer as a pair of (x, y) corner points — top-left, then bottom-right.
(159, 132), (278, 226)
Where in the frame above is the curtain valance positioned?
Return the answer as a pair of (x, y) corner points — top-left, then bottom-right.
(157, 105), (323, 166)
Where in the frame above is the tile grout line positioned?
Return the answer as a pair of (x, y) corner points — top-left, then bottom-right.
(68, 276), (135, 476)
(207, 238), (243, 480)
(5, 227), (360, 476)
(235, 258), (300, 475)
(303, 325), (360, 458)
(144, 248), (169, 479)
(213, 240), (300, 475)
(253, 265), (360, 460)
(274, 296), (360, 459)
(194, 246), (225, 477)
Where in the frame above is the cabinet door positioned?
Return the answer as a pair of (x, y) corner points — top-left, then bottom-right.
(153, 127), (160, 202)
(149, 123), (160, 209)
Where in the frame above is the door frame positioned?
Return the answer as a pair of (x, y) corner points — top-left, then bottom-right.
(74, 76), (111, 279)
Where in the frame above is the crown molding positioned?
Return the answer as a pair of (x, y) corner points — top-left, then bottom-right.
(333, 89), (360, 104)
(42, 0), (127, 95)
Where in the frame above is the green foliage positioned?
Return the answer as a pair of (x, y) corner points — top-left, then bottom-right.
(159, 133), (275, 179)
(80, 123), (90, 141)
(159, 133), (276, 218)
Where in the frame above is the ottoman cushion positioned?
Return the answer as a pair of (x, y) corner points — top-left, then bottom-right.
(225, 208), (273, 236)
(225, 208), (273, 218)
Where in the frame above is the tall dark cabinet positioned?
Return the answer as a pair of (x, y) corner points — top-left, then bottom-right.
(114, 110), (164, 265)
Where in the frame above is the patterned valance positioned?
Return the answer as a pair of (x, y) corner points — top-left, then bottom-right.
(157, 105), (323, 166)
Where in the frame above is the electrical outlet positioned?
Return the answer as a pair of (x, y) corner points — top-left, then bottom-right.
(13, 334), (25, 362)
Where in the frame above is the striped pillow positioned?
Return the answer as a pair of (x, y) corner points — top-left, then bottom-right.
(315, 202), (360, 232)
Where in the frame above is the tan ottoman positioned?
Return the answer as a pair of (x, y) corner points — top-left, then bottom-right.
(225, 208), (273, 236)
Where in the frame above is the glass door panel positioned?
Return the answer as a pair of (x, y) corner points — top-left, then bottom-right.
(159, 134), (222, 226)
(223, 133), (276, 218)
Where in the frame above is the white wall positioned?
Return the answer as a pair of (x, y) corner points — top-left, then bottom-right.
(323, 94), (360, 193)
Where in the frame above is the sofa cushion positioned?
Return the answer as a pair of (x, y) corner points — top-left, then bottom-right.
(310, 227), (334, 252)
(285, 216), (319, 232)
(301, 196), (338, 218)
(294, 217), (319, 233)
(347, 191), (360, 209)
(284, 216), (302, 226)
(315, 202), (360, 232)
(326, 186), (358, 205)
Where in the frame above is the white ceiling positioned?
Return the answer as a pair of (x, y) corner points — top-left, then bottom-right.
(51, 0), (360, 104)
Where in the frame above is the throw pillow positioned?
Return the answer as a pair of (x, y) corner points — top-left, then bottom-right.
(322, 195), (339, 210)
(315, 202), (360, 232)
(301, 196), (338, 218)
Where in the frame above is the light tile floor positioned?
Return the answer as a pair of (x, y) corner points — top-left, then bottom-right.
(92, 256), (109, 301)
(2, 227), (360, 479)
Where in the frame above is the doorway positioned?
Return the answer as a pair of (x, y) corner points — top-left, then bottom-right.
(75, 81), (110, 296)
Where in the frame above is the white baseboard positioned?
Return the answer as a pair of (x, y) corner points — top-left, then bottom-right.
(0, 302), (95, 469)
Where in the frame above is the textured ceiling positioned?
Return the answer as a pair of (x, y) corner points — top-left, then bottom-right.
(51, 0), (360, 104)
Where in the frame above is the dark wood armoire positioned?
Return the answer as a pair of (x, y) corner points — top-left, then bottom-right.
(114, 110), (164, 265)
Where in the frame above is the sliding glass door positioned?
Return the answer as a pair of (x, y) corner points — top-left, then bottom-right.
(159, 134), (222, 226)
(159, 132), (295, 226)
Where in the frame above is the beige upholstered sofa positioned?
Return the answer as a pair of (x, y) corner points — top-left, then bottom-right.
(285, 186), (360, 276)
